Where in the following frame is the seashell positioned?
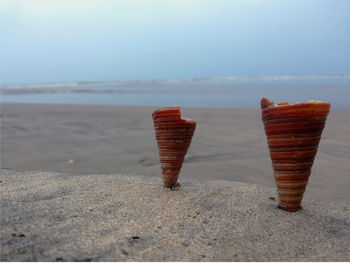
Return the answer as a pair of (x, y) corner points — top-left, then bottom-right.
(152, 107), (196, 188)
(261, 97), (330, 212)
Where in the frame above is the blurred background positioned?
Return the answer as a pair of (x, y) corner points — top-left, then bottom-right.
(1, 0), (350, 107)
(1, 0), (350, 204)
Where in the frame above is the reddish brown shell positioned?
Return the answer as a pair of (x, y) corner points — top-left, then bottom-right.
(152, 107), (196, 188)
(261, 97), (330, 212)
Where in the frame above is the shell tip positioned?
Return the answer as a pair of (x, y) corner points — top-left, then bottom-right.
(278, 204), (302, 212)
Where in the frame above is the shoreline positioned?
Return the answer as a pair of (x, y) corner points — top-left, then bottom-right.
(2, 101), (350, 111)
(1, 103), (350, 205)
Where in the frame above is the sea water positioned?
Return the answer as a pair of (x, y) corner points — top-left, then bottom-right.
(1, 75), (349, 109)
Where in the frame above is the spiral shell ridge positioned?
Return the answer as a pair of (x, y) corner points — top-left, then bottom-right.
(152, 107), (196, 188)
(261, 97), (330, 212)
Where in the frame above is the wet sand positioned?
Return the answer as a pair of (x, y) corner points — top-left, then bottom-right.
(1, 103), (350, 204)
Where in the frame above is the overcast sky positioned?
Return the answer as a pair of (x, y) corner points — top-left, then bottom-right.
(1, 0), (350, 85)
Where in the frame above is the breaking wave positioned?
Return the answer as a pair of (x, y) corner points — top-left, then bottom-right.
(1, 74), (349, 95)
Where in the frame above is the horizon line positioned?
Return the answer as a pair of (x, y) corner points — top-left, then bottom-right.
(2, 73), (350, 87)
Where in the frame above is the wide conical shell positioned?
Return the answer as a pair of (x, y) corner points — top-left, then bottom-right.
(152, 107), (196, 188)
(261, 97), (330, 212)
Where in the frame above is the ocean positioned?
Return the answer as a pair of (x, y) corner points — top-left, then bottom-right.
(1, 75), (350, 109)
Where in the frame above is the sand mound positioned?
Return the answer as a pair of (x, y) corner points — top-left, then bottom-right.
(1, 170), (349, 261)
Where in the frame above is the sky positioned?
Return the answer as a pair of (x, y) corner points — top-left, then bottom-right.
(0, 0), (350, 85)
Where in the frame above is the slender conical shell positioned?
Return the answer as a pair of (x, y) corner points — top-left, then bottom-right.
(152, 107), (196, 188)
(261, 97), (330, 212)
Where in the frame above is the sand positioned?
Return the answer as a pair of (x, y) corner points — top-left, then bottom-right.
(1, 103), (350, 205)
(1, 170), (349, 261)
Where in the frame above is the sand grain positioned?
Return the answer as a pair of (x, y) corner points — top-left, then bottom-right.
(1, 170), (349, 261)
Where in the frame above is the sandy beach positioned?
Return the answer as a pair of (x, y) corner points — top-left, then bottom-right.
(1, 170), (349, 261)
(1, 103), (350, 204)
